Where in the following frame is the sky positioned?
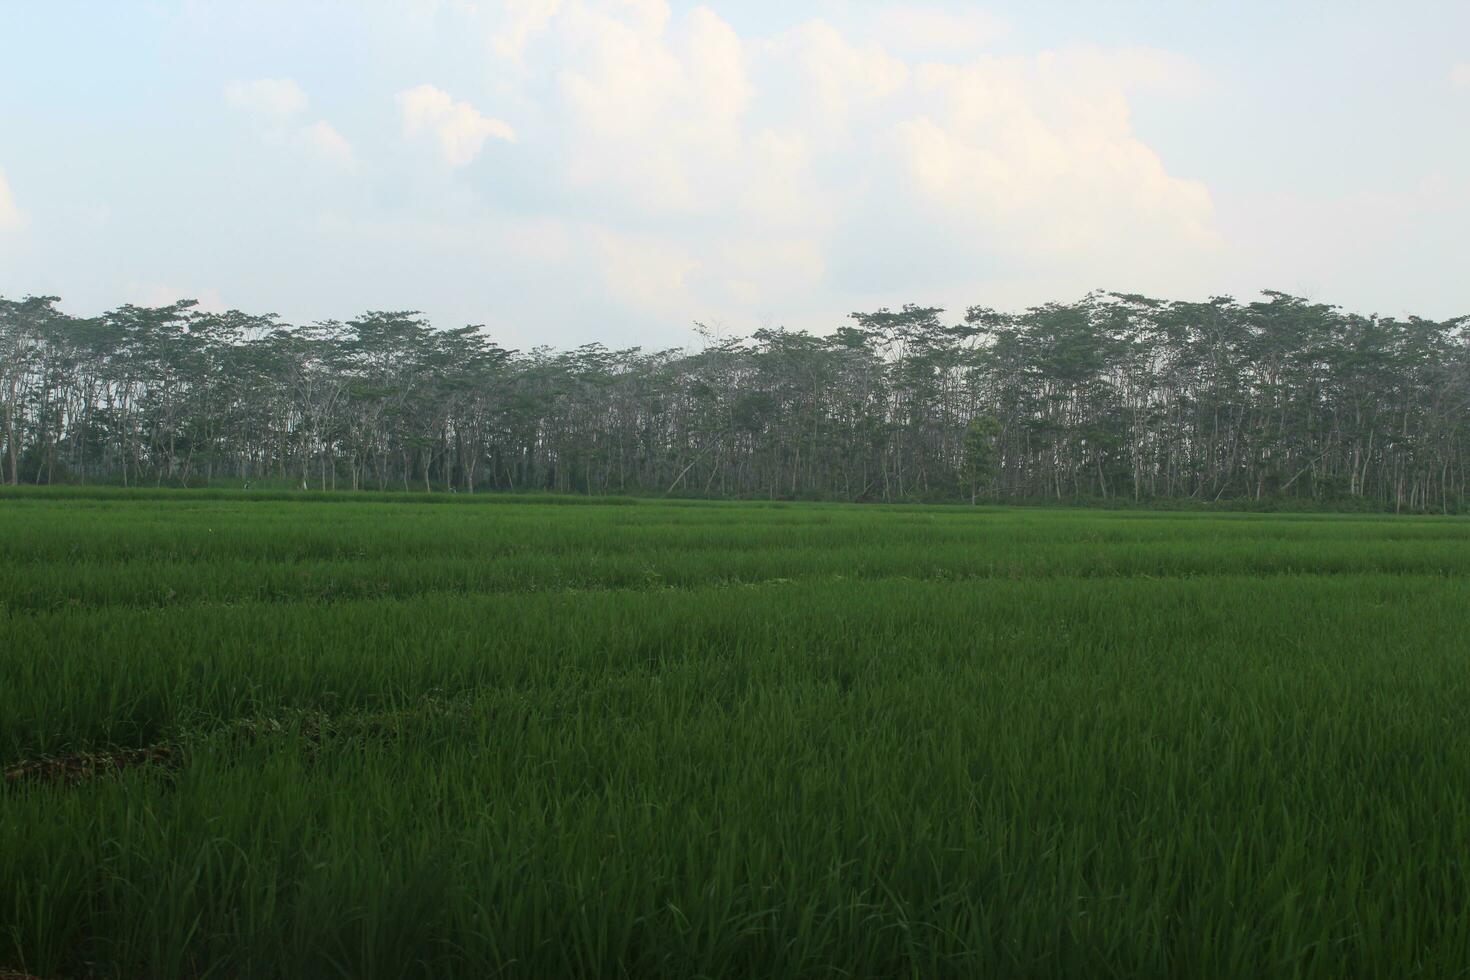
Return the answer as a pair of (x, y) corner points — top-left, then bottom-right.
(1, 0), (1467, 350)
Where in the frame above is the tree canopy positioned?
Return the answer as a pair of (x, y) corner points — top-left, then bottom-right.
(2, 291), (1466, 510)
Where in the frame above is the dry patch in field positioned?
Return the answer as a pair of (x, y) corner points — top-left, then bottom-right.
(3, 745), (179, 787)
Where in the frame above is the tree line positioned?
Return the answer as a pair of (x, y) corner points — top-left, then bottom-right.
(2, 290), (1467, 510)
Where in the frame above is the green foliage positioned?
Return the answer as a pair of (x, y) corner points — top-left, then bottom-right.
(4, 493), (1470, 978)
(3, 291), (1467, 507)
(962, 414), (1001, 501)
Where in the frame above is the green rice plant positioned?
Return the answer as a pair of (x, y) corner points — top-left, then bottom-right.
(3, 491), (1469, 978)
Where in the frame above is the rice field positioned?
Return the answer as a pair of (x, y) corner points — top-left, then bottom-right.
(4, 489), (1470, 979)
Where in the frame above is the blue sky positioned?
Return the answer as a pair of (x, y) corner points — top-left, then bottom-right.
(1, 0), (1466, 349)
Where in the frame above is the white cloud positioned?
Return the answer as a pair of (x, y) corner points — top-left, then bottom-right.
(591, 227), (701, 316)
(554, 4), (755, 212)
(226, 80), (355, 170)
(397, 84), (516, 166)
(302, 121), (356, 167)
(891, 54), (1216, 255)
(758, 20), (909, 136)
(865, 7), (1011, 56)
(12, 1), (1469, 348)
(197, 5), (1225, 334)
(0, 169), (22, 233)
(224, 77), (308, 119)
(490, 0), (564, 61)
(486, 3), (1215, 314)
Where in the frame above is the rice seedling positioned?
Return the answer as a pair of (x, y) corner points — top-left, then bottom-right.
(3, 490), (1469, 978)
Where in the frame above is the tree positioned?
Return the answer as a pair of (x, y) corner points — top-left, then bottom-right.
(962, 415), (1001, 504)
(0, 289), (1465, 509)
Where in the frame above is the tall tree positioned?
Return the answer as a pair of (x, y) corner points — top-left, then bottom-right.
(1, 290), (1465, 509)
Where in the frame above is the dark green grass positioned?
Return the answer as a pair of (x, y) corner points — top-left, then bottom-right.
(3, 492), (1470, 978)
